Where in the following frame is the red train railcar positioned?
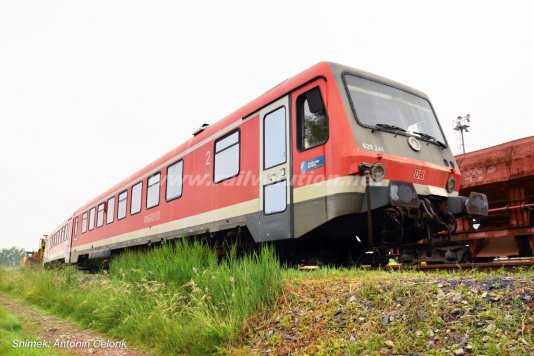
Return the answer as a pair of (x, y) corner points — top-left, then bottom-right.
(44, 62), (488, 266)
(453, 136), (534, 260)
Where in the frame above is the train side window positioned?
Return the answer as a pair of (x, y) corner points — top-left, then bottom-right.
(147, 173), (160, 209)
(214, 130), (240, 183)
(88, 207), (96, 230)
(74, 217), (78, 237)
(166, 160), (183, 201)
(107, 197), (115, 224)
(97, 203), (105, 227)
(81, 212), (88, 233)
(62, 226), (65, 241)
(118, 191), (127, 220)
(131, 182), (142, 215)
(297, 87), (329, 151)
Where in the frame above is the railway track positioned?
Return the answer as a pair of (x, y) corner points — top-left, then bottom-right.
(375, 257), (534, 271)
(298, 258), (534, 272)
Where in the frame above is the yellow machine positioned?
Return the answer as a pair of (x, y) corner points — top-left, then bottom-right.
(20, 237), (46, 267)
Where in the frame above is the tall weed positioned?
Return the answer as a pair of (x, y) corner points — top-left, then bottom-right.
(0, 240), (283, 355)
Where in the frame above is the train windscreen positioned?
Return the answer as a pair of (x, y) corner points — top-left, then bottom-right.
(344, 74), (446, 146)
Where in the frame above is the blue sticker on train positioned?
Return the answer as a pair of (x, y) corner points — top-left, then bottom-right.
(300, 155), (325, 173)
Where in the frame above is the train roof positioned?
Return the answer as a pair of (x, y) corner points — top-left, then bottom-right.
(73, 62), (430, 214)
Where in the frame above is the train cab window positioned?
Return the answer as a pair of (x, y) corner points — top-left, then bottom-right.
(118, 191), (127, 220)
(166, 160), (183, 201)
(74, 217), (78, 237)
(97, 203), (105, 227)
(131, 182), (142, 215)
(214, 130), (240, 183)
(81, 212), (88, 233)
(147, 173), (160, 209)
(297, 87), (329, 151)
(264, 107), (287, 169)
(88, 207), (96, 230)
(107, 197), (115, 224)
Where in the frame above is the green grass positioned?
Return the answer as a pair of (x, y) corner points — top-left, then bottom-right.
(0, 240), (283, 355)
(1, 245), (532, 355)
(0, 306), (58, 356)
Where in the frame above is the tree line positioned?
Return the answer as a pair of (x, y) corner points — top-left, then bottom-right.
(0, 247), (27, 266)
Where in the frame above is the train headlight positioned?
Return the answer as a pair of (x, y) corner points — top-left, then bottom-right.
(371, 164), (386, 181)
(446, 176), (456, 193)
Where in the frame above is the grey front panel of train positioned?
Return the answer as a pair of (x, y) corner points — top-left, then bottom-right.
(328, 62), (457, 169)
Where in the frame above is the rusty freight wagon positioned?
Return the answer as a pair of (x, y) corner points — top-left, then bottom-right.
(454, 136), (534, 261)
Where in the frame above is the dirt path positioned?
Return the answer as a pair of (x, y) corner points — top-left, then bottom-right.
(0, 294), (147, 356)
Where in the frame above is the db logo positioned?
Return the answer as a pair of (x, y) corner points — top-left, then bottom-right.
(414, 169), (426, 181)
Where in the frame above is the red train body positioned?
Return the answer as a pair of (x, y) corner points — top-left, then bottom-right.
(43, 62), (488, 266)
(453, 136), (534, 259)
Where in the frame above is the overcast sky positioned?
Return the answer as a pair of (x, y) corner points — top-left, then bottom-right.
(1, 0), (533, 250)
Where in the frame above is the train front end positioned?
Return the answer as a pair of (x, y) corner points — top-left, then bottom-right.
(331, 64), (488, 264)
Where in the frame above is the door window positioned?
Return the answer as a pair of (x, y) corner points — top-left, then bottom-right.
(264, 107), (287, 169)
(264, 180), (287, 214)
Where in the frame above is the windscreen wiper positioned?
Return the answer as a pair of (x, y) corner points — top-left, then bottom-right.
(372, 123), (406, 133)
(413, 132), (447, 148)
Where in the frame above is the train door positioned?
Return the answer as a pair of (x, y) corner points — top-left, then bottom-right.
(255, 96), (293, 241)
(64, 219), (72, 263)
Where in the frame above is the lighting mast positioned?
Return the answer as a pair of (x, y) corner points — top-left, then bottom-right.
(453, 114), (470, 154)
